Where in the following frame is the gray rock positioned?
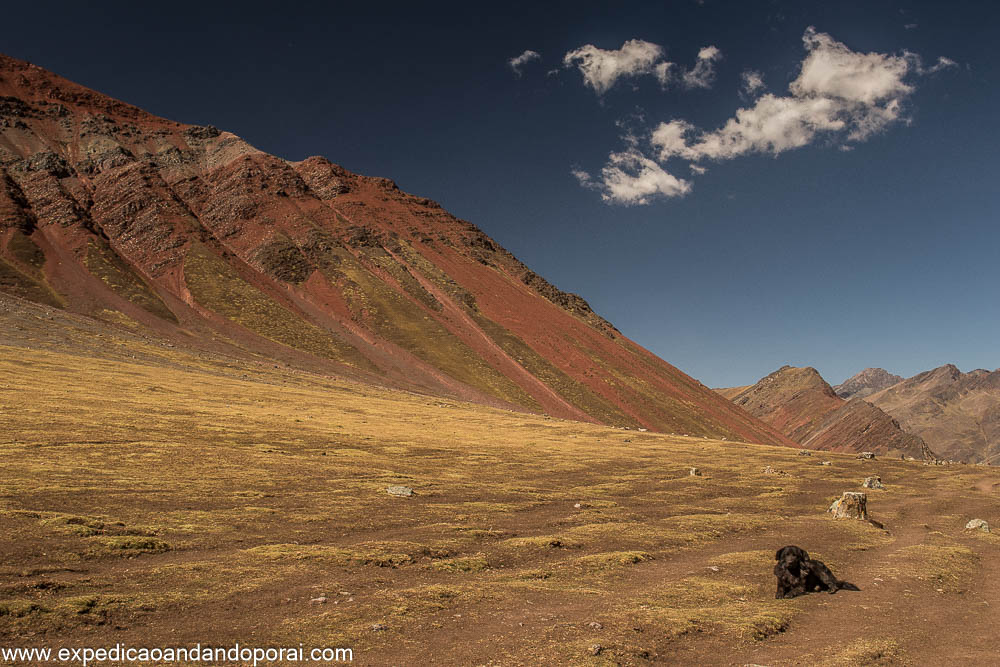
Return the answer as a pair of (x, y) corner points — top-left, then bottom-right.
(820, 461), (832, 466)
(309, 597), (328, 605)
(689, 467), (702, 477)
(798, 450), (812, 456)
(371, 623), (388, 632)
(829, 491), (868, 520)
(587, 621), (603, 630)
(863, 476), (883, 489)
(589, 644), (603, 656)
(966, 519), (990, 533)
(857, 452), (876, 460)
(386, 486), (414, 497)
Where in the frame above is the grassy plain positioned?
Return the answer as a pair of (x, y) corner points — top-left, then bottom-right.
(1, 297), (999, 665)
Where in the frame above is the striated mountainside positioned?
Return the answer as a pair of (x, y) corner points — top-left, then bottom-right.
(0, 54), (794, 445)
(834, 367), (903, 400)
(867, 365), (1000, 463)
(721, 366), (935, 459)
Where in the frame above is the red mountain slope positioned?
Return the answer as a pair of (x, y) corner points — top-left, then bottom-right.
(0, 54), (793, 445)
(722, 366), (934, 459)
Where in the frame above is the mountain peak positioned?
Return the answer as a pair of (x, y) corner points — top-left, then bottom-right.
(834, 367), (903, 400)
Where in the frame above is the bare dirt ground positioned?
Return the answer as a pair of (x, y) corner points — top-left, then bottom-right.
(2, 296), (999, 665)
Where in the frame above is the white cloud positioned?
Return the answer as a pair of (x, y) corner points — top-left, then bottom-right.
(563, 39), (664, 94)
(651, 119), (695, 160)
(740, 69), (765, 96)
(509, 50), (541, 76)
(575, 28), (954, 205)
(574, 148), (691, 205)
(682, 45), (722, 89)
(654, 61), (675, 86)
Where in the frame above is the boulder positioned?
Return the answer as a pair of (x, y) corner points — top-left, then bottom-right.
(965, 519), (990, 533)
(857, 452), (876, 460)
(829, 492), (868, 520)
(386, 485), (414, 497)
(689, 467), (702, 477)
(863, 476), (883, 489)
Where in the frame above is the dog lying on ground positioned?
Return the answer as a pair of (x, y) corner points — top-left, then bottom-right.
(774, 545), (860, 599)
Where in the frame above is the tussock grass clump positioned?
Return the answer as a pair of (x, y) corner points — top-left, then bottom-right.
(500, 535), (579, 550)
(575, 551), (653, 570)
(636, 576), (793, 642)
(430, 555), (489, 573)
(96, 536), (170, 556)
(820, 638), (905, 665)
(0, 600), (48, 618)
(887, 543), (978, 593)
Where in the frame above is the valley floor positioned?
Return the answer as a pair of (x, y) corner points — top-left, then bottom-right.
(2, 296), (999, 665)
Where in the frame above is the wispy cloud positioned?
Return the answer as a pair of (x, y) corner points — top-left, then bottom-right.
(682, 46), (722, 89)
(575, 28), (954, 205)
(509, 49), (541, 76)
(740, 69), (765, 97)
(562, 40), (664, 94)
(562, 40), (722, 94)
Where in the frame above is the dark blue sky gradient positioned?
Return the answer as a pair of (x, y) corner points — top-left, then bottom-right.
(4, 1), (997, 386)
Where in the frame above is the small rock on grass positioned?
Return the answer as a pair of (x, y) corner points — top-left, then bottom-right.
(966, 519), (990, 532)
(371, 623), (388, 632)
(863, 476), (883, 489)
(857, 451), (876, 460)
(829, 491), (868, 520)
(386, 485), (414, 497)
(589, 644), (603, 656)
(587, 621), (603, 630)
(798, 450), (812, 456)
(820, 461), (832, 466)
(689, 467), (702, 476)
(309, 597), (328, 605)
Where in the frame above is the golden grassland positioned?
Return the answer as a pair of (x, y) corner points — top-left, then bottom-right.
(1, 307), (1000, 664)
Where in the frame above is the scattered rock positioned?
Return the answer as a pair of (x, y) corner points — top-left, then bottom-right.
(689, 467), (702, 477)
(309, 597), (328, 605)
(587, 621), (603, 630)
(857, 452), (876, 460)
(798, 450), (812, 456)
(966, 519), (990, 533)
(371, 623), (388, 632)
(589, 644), (603, 656)
(386, 486), (414, 497)
(863, 476), (883, 489)
(829, 491), (868, 520)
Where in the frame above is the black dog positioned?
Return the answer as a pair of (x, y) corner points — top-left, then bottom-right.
(773, 545), (859, 599)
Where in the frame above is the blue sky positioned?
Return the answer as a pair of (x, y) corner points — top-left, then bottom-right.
(4, 1), (997, 387)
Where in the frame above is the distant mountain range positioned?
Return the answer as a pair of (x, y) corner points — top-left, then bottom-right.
(861, 365), (1000, 464)
(717, 366), (935, 460)
(0, 53), (793, 446)
(721, 364), (1000, 463)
